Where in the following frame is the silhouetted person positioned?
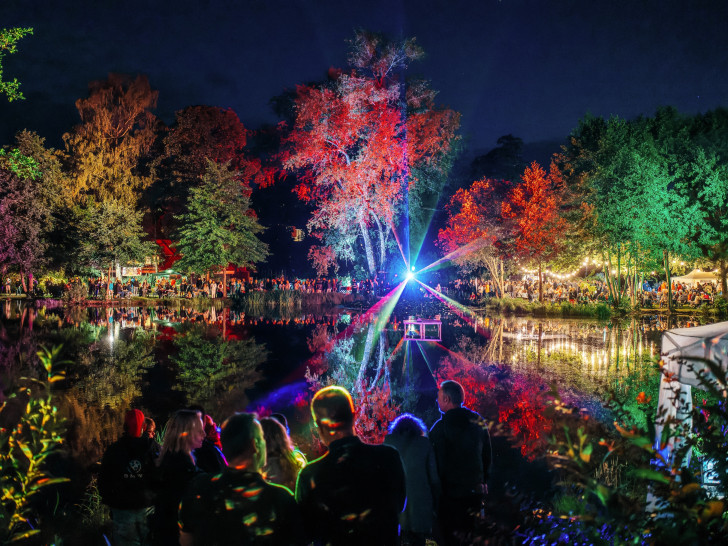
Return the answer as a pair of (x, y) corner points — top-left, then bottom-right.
(179, 412), (303, 545)
(98, 409), (157, 546)
(194, 414), (227, 473)
(384, 413), (440, 546)
(150, 410), (205, 545)
(430, 380), (492, 545)
(296, 386), (406, 546)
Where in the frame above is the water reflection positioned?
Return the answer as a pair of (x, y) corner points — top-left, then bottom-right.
(0, 300), (712, 457)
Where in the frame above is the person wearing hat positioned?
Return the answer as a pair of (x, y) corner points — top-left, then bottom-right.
(99, 409), (158, 546)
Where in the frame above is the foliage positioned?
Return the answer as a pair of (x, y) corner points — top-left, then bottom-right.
(486, 296), (612, 318)
(62, 73), (159, 206)
(0, 166), (48, 283)
(0, 27), (33, 102)
(537, 353), (728, 544)
(150, 105), (264, 238)
(175, 161), (268, 286)
(280, 30), (460, 277)
(502, 161), (568, 302)
(0, 345), (68, 543)
(437, 177), (510, 295)
(61, 281), (88, 304)
(171, 326), (267, 409)
(72, 199), (154, 275)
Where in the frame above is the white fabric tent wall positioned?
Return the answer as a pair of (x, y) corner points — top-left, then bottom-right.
(670, 269), (720, 286)
(656, 322), (728, 465)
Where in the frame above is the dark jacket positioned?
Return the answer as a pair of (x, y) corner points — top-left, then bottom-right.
(180, 470), (303, 545)
(150, 451), (202, 545)
(295, 436), (406, 546)
(430, 407), (491, 499)
(384, 433), (441, 534)
(98, 435), (157, 509)
(194, 439), (227, 474)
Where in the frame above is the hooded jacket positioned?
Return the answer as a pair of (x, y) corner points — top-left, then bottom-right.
(429, 407), (491, 499)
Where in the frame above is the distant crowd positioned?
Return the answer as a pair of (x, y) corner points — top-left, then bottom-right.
(99, 381), (491, 546)
(64, 275), (386, 299)
(445, 277), (721, 307)
(5, 272), (721, 309)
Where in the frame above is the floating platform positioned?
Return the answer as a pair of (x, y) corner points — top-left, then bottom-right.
(403, 317), (442, 342)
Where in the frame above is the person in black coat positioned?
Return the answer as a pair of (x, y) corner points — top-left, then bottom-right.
(384, 413), (440, 546)
(430, 380), (492, 546)
(149, 410), (205, 546)
(296, 386), (406, 546)
(98, 409), (157, 546)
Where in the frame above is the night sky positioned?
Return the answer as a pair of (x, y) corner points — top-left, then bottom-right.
(1, 0), (727, 156)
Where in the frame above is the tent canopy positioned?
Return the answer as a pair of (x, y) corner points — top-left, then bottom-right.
(671, 269), (719, 285)
(656, 321), (728, 467)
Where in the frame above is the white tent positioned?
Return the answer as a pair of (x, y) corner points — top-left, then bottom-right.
(656, 321), (728, 466)
(671, 269), (720, 286)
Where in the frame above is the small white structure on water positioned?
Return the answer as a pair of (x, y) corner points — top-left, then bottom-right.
(403, 317), (442, 342)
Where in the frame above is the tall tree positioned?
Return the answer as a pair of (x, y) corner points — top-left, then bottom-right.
(63, 73), (160, 206)
(679, 148), (728, 295)
(437, 177), (509, 296)
(150, 105), (263, 238)
(280, 31), (459, 277)
(175, 162), (268, 295)
(0, 155), (46, 290)
(501, 162), (567, 302)
(74, 200), (154, 280)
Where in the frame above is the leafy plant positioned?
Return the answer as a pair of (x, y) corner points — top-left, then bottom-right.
(0, 345), (68, 543)
(538, 353), (728, 544)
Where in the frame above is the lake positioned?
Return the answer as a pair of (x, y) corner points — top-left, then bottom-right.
(1, 297), (692, 462)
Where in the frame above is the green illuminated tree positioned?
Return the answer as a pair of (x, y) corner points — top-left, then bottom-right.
(680, 148), (728, 295)
(0, 27), (32, 102)
(74, 200), (154, 279)
(175, 161), (268, 295)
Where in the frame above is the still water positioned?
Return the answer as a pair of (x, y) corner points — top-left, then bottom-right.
(0, 297), (693, 467)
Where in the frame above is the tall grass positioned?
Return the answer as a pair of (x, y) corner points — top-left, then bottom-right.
(230, 290), (360, 309)
(486, 296), (612, 319)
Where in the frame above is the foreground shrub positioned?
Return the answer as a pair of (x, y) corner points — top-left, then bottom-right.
(0, 346), (68, 543)
(534, 354), (728, 544)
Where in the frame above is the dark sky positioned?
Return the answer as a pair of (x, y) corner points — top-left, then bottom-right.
(1, 0), (727, 155)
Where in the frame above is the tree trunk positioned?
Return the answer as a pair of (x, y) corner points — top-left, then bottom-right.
(222, 267), (227, 297)
(20, 270), (27, 293)
(371, 214), (387, 274)
(538, 263), (543, 303)
(355, 322), (377, 393)
(663, 249), (673, 312)
(358, 218), (377, 278)
(719, 259), (728, 299)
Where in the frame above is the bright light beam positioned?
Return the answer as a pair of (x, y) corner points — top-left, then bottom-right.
(414, 278), (481, 328)
(417, 238), (490, 276)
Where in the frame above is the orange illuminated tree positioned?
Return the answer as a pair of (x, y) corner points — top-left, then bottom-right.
(63, 73), (160, 206)
(437, 178), (509, 296)
(501, 161), (567, 302)
(280, 31), (459, 277)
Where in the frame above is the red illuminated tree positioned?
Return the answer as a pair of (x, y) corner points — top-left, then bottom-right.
(501, 161), (567, 302)
(437, 178), (509, 296)
(152, 105), (264, 237)
(280, 31), (459, 277)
